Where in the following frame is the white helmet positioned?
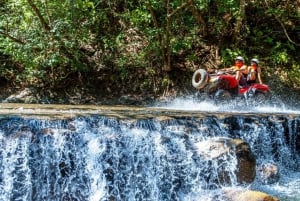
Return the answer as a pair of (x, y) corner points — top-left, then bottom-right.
(235, 56), (244, 62)
(251, 58), (259, 65)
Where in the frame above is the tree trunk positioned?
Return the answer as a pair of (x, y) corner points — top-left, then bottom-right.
(189, 0), (207, 36)
(147, 3), (169, 72)
(233, 0), (246, 41)
(164, 0), (172, 72)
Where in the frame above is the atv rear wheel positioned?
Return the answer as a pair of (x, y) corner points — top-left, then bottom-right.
(248, 92), (271, 105)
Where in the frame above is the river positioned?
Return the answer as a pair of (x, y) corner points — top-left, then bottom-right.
(0, 100), (299, 201)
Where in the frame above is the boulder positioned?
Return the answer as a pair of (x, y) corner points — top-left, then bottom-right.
(257, 163), (280, 184)
(195, 137), (256, 185)
(224, 189), (279, 201)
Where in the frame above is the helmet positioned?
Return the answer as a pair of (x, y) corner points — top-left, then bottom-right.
(235, 56), (244, 62)
(251, 58), (259, 65)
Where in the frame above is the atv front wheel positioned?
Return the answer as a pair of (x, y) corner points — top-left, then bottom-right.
(214, 89), (232, 104)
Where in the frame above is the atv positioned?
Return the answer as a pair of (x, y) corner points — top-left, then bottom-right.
(192, 69), (271, 104)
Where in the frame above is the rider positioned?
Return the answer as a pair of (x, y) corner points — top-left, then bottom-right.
(221, 56), (248, 86)
(247, 58), (263, 84)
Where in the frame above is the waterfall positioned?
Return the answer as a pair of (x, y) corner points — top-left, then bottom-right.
(0, 113), (299, 201)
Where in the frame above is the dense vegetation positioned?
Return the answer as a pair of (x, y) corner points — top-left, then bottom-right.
(0, 0), (299, 104)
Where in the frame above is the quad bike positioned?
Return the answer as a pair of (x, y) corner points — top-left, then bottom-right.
(192, 69), (271, 104)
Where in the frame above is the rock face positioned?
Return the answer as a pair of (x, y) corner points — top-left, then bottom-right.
(224, 189), (280, 201)
(195, 137), (256, 185)
(3, 88), (37, 103)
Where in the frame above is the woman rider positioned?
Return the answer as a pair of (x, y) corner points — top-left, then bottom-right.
(247, 58), (263, 84)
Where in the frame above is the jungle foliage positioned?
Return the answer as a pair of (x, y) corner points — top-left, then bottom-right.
(0, 0), (299, 99)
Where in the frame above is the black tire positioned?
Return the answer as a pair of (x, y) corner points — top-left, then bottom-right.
(192, 69), (208, 89)
(250, 92), (271, 105)
(214, 89), (232, 104)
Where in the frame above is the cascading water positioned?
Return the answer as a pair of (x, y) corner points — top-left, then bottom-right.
(0, 102), (299, 201)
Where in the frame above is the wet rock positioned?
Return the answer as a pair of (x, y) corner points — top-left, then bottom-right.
(195, 137), (256, 185)
(257, 162), (280, 184)
(118, 95), (141, 105)
(40, 128), (55, 135)
(3, 88), (36, 103)
(10, 131), (33, 140)
(223, 189), (279, 201)
(68, 122), (77, 131)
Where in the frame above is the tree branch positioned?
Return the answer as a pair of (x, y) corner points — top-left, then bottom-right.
(168, 0), (191, 18)
(27, 0), (51, 32)
(264, 0), (300, 46)
(188, 0), (207, 35)
(274, 15), (300, 46)
(0, 30), (25, 45)
(146, 3), (159, 29)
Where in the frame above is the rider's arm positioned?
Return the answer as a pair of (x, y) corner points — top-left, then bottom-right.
(239, 65), (248, 72)
(219, 66), (235, 73)
(257, 67), (263, 84)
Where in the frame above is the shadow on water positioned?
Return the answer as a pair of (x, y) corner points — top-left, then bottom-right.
(0, 101), (299, 201)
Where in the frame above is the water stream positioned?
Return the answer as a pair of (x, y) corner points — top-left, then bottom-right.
(0, 101), (299, 201)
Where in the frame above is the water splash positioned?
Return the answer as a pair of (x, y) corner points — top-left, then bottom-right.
(155, 97), (220, 112)
(154, 96), (300, 114)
